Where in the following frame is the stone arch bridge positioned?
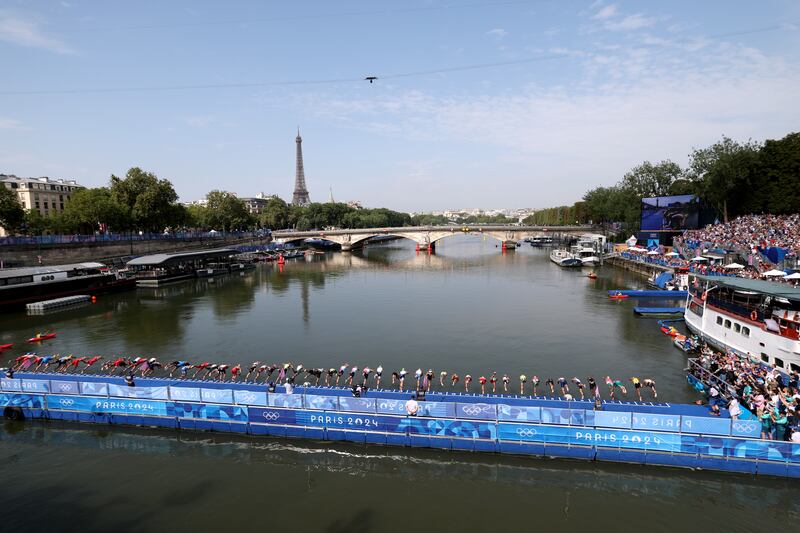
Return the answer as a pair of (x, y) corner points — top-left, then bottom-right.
(272, 225), (600, 252)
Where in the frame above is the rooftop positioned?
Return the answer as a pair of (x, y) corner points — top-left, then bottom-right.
(694, 274), (800, 302)
(126, 248), (236, 267)
(0, 262), (105, 280)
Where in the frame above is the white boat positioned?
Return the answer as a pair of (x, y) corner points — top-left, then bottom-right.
(574, 246), (600, 266)
(550, 249), (582, 267)
(684, 274), (800, 372)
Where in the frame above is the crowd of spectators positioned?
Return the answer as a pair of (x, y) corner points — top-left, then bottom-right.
(679, 213), (800, 258)
(691, 346), (800, 442)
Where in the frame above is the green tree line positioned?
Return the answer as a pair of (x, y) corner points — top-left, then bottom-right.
(525, 131), (800, 235)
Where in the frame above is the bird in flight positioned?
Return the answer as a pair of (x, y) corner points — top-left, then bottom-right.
(364, 76), (378, 84)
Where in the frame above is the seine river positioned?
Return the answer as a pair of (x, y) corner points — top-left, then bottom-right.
(1, 236), (798, 531)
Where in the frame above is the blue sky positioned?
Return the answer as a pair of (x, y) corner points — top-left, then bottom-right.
(1, 1), (799, 211)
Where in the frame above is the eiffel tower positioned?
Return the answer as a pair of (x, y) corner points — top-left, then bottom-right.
(292, 128), (310, 206)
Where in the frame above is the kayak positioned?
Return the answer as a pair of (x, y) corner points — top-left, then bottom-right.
(27, 333), (56, 343)
(587, 273), (598, 279)
(0, 343), (13, 351)
(609, 294), (629, 299)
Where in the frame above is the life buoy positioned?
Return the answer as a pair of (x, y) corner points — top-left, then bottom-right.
(700, 292), (706, 301)
(751, 311), (758, 321)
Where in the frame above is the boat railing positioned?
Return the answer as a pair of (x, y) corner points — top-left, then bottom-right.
(686, 358), (737, 401)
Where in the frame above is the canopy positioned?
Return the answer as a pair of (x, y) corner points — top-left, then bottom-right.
(784, 272), (800, 280)
(724, 263), (745, 270)
(763, 269), (787, 277)
(665, 252), (679, 257)
(646, 250), (660, 255)
(691, 257), (708, 262)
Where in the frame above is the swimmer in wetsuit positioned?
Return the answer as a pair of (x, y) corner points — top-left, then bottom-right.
(451, 373), (460, 387)
(571, 378), (585, 400)
(326, 368), (336, 386)
(519, 374), (527, 395)
(375, 365), (383, 388)
(347, 366), (358, 386)
(502, 374), (509, 393)
(307, 367), (323, 385)
(81, 355), (102, 374)
(545, 378), (555, 395)
(643, 378), (657, 398)
(244, 362), (260, 383)
(630, 377), (642, 401)
(464, 374), (472, 392)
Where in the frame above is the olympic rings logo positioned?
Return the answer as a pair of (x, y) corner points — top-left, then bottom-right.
(59, 398), (75, 407)
(262, 411), (280, 421)
(733, 422), (757, 432)
(516, 428), (537, 437)
(462, 404), (493, 416)
(59, 384), (72, 392)
(240, 393), (257, 403)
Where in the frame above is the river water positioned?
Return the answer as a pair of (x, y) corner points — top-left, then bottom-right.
(1, 236), (797, 531)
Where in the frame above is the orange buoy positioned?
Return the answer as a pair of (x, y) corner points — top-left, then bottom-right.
(91, 296), (97, 303)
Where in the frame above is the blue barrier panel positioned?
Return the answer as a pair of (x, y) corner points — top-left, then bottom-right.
(169, 387), (201, 402)
(632, 413), (681, 432)
(376, 398), (408, 416)
(172, 402), (247, 422)
(456, 403), (497, 420)
(47, 394), (172, 416)
(497, 404), (541, 422)
(497, 423), (683, 453)
(400, 417), (496, 439)
(304, 394), (338, 411)
(19, 379), (50, 393)
(337, 397), (376, 413)
(416, 401), (456, 418)
(233, 390), (267, 406)
(681, 415), (731, 436)
(268, 393), (303, 408)
(308, 411), (394, 431)
(248, 407), (298, 425)
(0, 379), (21, 392)
(79, 382), (108, 396)
(200, 388), (234, 404)
(50, 380), (80, 395)
(593, 411), (632, 429)
(540, 407), (572, 425)
(0, 393), (45, 408)
(730, 419), (761, 439)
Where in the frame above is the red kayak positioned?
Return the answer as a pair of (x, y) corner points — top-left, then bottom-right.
(0, 343), (13, 351)
(27, 333), (56, 343)
(608, 294), (629, 299)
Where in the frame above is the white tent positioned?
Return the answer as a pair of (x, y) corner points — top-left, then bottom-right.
(723, 263), (745, 270)
(784, 272), (800, 280)
(665, 252), (679, 257)
(691, 256), (708, 262)
(763, 269), (787, 277)
(646, 250), (660, 255)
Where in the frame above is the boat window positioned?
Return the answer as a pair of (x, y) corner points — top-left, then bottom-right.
(791, 364), (800, 373)
(761, 353), (769, 363)
(3, 275), (33, 286)
(716, 316), (723, 325)
(742, 326), (750, 336)
(724, 319), (731, 329)
(775, 358), (784, 368)
(734, 323), (741, 333)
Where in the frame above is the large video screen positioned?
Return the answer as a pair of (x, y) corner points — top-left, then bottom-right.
(640, 195), (700, 232)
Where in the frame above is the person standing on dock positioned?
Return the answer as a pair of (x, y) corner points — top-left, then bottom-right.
(347, 365), (358, 386)
(192, 362), (210, 379)
(588, 377), (600, 401)
(337, 364), (348, 386)
(375, 365), (383, 388)
(439, 371), (448, 387)
(531, 376), (539, 396)
(414, 368), (422, 390)
(479, 376), (487, 395)
(231, 364), (242, 381)
(425, 369), (434, 391)
(489, 372), (497, 393)
(398, 369), (407, 391)
(81, 356), (102, 374)
(502, 374), (510, 393)
(545, 378), (555, 395)
(519, 374), (527, 395)
(362, 367), (371, 386)
(464, 374), (472, 392)
(557, 377), (569, 396)
(326, 368), (336, 386)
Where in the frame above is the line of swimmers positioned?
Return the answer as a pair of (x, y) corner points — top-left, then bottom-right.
(6, 355), (659, 401)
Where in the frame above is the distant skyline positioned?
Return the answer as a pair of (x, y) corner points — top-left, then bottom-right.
(1, 1), (799, 211)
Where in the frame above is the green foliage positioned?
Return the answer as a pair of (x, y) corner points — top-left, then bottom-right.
(203, 190), (255, 231)
(61, 187), (128, 233)
(23, 209), (48, 235)
(110, 167), (184, 231)
(688, 136), (761, 222)
(0, 185), (25, 233)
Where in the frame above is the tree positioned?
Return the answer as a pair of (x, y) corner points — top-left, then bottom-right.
(23, 209), (48, 235)
(688, 136), (761, 222)
(620, 160), (685, 198)
(204, 190), (254, 231)
(0, 186), (25, 233)
(110, 167), (183, 231)
(61, 187), (127, 233)
(185, 204), (208, 229)
(747, 132), (800, 215)
(259, 197), (290, 229)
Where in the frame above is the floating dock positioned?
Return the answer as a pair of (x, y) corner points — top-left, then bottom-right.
(25, 295), (91, 314)
(1, 372), (797, 479)
(634, 307), (686, 317)
(608, 290), (688, 298)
